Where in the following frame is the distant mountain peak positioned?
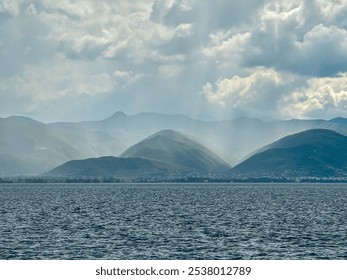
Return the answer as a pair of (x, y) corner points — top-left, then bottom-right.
(108, 111), (127, 119)
(149, 129), (186, 138)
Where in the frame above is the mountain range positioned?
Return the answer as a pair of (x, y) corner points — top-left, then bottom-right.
(46, 128), (347, 180)
(1, 111), (347, 178)
(47, 130), (230, 179)
(0, 116), (124, 176)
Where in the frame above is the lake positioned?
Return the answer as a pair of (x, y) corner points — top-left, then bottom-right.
(0, 183), (346, 259)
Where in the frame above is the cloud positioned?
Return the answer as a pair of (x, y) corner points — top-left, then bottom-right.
(202, 68), (347, 119)
(0, 0), (19, 17)
(203, 0), (347, 77)
(201, 68), (290, 116)
(151, 0), (178, 22)
(40, 0), (95, 18)
(1, 0), (347, 121)
(158, 64), (182, 78)
(202, 32), (251, 68)
(25, 3), (37, 16)
(293, 24), (347, 76)
(315, 0), (347, 21)
(1, 55), (115, 102)
(282, 73), (347, 118)
(31, 0), (193, 64)
(113, 70), (144, 88)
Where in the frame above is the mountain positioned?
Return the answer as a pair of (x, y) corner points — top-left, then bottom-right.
(230, 129), (347, 178)
(330, 117), (347, 125)
(0, 116), (124, 176)
(46, 129), (231, 179)
(2, 111), (347, 176)
(67, 112), (347, 165)
(120, 129), (231, 172)
(0, 153), (33, 176)
(46, 156), (178, 179)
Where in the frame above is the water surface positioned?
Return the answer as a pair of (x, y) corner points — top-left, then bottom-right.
(0, 183), (346, 259)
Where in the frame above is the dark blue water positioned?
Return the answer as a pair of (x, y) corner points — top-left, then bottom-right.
(0, 183), (346, 259)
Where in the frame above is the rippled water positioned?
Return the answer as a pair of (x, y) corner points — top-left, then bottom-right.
(0, 183), (346, 259)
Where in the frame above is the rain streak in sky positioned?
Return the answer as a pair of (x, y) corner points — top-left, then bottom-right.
(1, 0), (347, 122)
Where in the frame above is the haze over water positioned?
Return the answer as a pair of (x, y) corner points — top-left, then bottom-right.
(0, 183), (346, 260)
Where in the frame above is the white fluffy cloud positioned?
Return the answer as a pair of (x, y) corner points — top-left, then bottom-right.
(202, 68), (347, 119)
(0, 0), (19, 17)
(283, 73), (347, 118)
(33, 0), (193, 64)
(1, 55), (115, 102)
(201, 68), (290, 117)
(199, 0), (347, 119)
(113, 70), (145, 88)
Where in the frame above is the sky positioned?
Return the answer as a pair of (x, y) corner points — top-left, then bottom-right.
(1, 0), (347, 122)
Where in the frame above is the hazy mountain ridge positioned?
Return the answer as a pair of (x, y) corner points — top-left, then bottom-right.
(2, 111), (347, 177)
(44, 128), (347, 180)
(230, 129), (347, 178)
(0, 116), (125, 176)
(48, 111), (347, 164)
(46, 129), (231, 179)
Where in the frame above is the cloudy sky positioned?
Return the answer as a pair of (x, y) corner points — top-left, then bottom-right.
(1, 0), (347, 122)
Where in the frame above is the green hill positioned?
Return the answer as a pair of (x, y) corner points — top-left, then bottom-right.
(46, 156), (178, 178)
(120, 129), (230, 172)
(231, 129), (347, 177)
